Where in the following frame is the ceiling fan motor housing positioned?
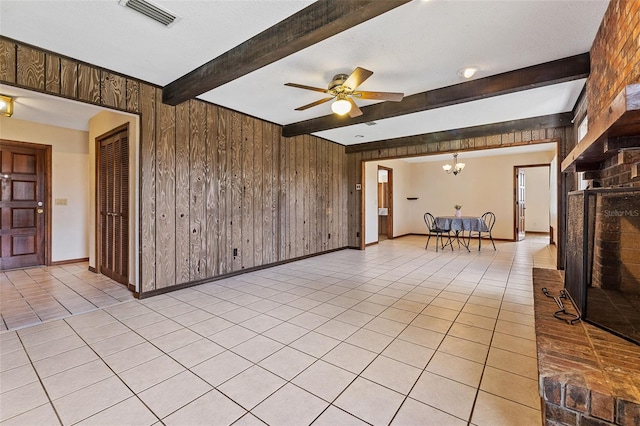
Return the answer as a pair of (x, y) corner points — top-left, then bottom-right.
(329, 74), (350, 92)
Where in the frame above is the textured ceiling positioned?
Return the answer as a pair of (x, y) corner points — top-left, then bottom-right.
(0, 0), (609, 146)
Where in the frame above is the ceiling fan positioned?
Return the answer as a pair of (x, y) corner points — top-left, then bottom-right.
(285, 67), (404, 118)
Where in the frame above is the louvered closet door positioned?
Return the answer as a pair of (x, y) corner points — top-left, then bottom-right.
(98, 129), (128, 285)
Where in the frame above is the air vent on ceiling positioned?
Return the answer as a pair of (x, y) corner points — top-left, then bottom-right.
(118, 0), (181, 27)
(365, 121), (377, 126)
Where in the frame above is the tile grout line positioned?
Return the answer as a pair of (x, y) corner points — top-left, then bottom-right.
(13, 329), (66, 425)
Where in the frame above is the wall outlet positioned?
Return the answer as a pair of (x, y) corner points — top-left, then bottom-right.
(356, 184), (362, 190)
(233, 248), (238, 257)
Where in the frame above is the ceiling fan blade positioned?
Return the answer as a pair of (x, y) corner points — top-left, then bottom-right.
(343, 67), (373, 92)
(347, 98), (363, 118)
(285, 82), (331, 94)
(354, 91), (404, 102)
(294, 96), (335, 111)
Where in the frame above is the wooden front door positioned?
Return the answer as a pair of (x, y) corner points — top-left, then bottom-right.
(516, 169), (526, 241)
(0, 141), (49, 270)
(97, 126), (129, 285)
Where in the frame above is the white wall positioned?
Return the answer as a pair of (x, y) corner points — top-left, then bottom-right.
(407, 150), (555, 240)
(89, 111), (139, 289)
(524, 166), (550, 232)
(364, 159), (413, 244)
(0, 117), (90, 262)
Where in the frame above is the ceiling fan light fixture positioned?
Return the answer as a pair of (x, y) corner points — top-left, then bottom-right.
(0, 94), (14, 117)
(458, 66), (478, 79)
(331, 97), (352, 115)
(286, 67), (402, 118)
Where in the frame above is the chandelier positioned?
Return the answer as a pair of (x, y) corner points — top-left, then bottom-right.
(443, 153), (465, 175)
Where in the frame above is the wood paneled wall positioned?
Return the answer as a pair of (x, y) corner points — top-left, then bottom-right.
(0, 37), (349, 295)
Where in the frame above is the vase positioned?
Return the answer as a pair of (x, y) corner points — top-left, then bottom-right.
(455, 209), (461, 218)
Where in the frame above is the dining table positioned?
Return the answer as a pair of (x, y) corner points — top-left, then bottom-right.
(435, 215), (489, 252)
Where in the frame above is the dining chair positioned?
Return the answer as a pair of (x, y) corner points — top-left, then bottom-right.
(423, 212), (453, 252)
(470, 211), (496, 250)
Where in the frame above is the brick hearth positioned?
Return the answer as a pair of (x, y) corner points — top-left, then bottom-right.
(532, 268), (640, 426)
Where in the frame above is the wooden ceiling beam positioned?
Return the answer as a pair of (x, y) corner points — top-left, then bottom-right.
(162, 0), (411, 106)
(344, 113), (572, 154)
(283, 53), (590, 138)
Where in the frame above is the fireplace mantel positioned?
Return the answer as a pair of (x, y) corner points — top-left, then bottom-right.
(562, 84), (640, 173)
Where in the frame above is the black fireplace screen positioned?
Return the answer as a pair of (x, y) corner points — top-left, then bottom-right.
(565, 188), (640, 346)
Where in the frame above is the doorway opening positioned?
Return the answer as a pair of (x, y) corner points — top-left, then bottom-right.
(514, 164), (551, 243)
(377, 166), (393, 241)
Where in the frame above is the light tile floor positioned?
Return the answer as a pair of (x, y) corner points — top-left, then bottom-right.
(0, 235), (555, 425)
(1, 262), (134, 331)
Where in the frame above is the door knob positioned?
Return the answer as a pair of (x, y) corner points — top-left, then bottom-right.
(37, 209), (44, 214)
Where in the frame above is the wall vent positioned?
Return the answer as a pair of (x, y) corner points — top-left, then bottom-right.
(119, 0), (181, 27)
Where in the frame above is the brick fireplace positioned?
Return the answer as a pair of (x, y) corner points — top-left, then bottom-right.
(565, 188), (640, 345)
(548, 1), (640, 424)
(556, 81), (640, 424)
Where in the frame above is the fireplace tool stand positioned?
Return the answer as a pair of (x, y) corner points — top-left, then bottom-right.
(542, 288), (581, 325)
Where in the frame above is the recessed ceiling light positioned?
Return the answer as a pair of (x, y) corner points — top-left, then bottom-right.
(458, 67), (478, 79)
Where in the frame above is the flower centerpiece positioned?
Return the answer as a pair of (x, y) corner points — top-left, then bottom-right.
(454, 204), (462, 218)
